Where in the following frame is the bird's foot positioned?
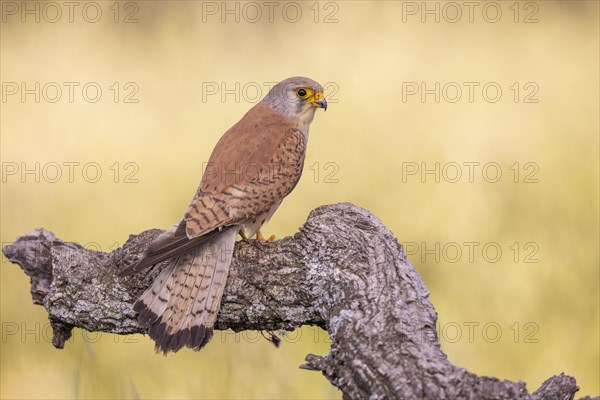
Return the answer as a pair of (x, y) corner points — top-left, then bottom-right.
(255, 230), (276, 242)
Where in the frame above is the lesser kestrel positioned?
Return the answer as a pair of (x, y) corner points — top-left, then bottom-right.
(119, 76), (327, 353)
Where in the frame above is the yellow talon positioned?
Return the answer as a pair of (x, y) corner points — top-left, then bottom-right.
(255, 231), (276, 241)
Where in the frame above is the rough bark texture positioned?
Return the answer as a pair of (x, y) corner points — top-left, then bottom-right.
(3, 203), (595, 400)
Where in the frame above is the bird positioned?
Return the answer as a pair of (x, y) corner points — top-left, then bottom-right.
(119, 76), (327, 354)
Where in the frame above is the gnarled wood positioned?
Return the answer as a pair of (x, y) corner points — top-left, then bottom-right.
(3, 203), (592, 400)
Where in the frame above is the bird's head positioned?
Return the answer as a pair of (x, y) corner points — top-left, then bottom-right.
(263, 76), (327, 123)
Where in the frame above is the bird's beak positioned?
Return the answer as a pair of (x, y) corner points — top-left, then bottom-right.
(310, 91), (328, 111)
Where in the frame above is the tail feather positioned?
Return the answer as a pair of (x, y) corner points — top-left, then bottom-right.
(154, 250), (203, 351)
(196, 255), (230, 325)
(131, 226), (238, 354)
(166, 253), (203, 349)
(150, 251), (197, 351)
(134, 261), (177, 325)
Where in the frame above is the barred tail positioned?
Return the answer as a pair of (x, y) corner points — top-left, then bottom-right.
(133, 226), (238, 354)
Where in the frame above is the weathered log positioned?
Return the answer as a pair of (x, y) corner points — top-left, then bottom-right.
(3, 203), (592, 400)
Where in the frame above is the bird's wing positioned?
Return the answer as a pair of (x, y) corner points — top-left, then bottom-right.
(118, 221), (220, 276)
(183, 102), (307, 238)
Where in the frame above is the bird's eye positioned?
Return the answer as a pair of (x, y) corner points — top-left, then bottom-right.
(296, 88), (310, 99)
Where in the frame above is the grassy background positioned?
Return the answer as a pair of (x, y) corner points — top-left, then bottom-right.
(1, 1), (598, 398)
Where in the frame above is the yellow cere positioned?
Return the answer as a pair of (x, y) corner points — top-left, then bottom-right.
(309, 91), (325, 107)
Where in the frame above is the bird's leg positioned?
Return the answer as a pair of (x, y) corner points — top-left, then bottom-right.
(239, 230), (248, 240)
(255, 230), (276, 242)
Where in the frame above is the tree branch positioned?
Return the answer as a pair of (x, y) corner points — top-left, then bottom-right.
(3, 203), (593, 400)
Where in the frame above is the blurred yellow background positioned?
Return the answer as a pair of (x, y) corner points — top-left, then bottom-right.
(1, 1), (598, 398)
